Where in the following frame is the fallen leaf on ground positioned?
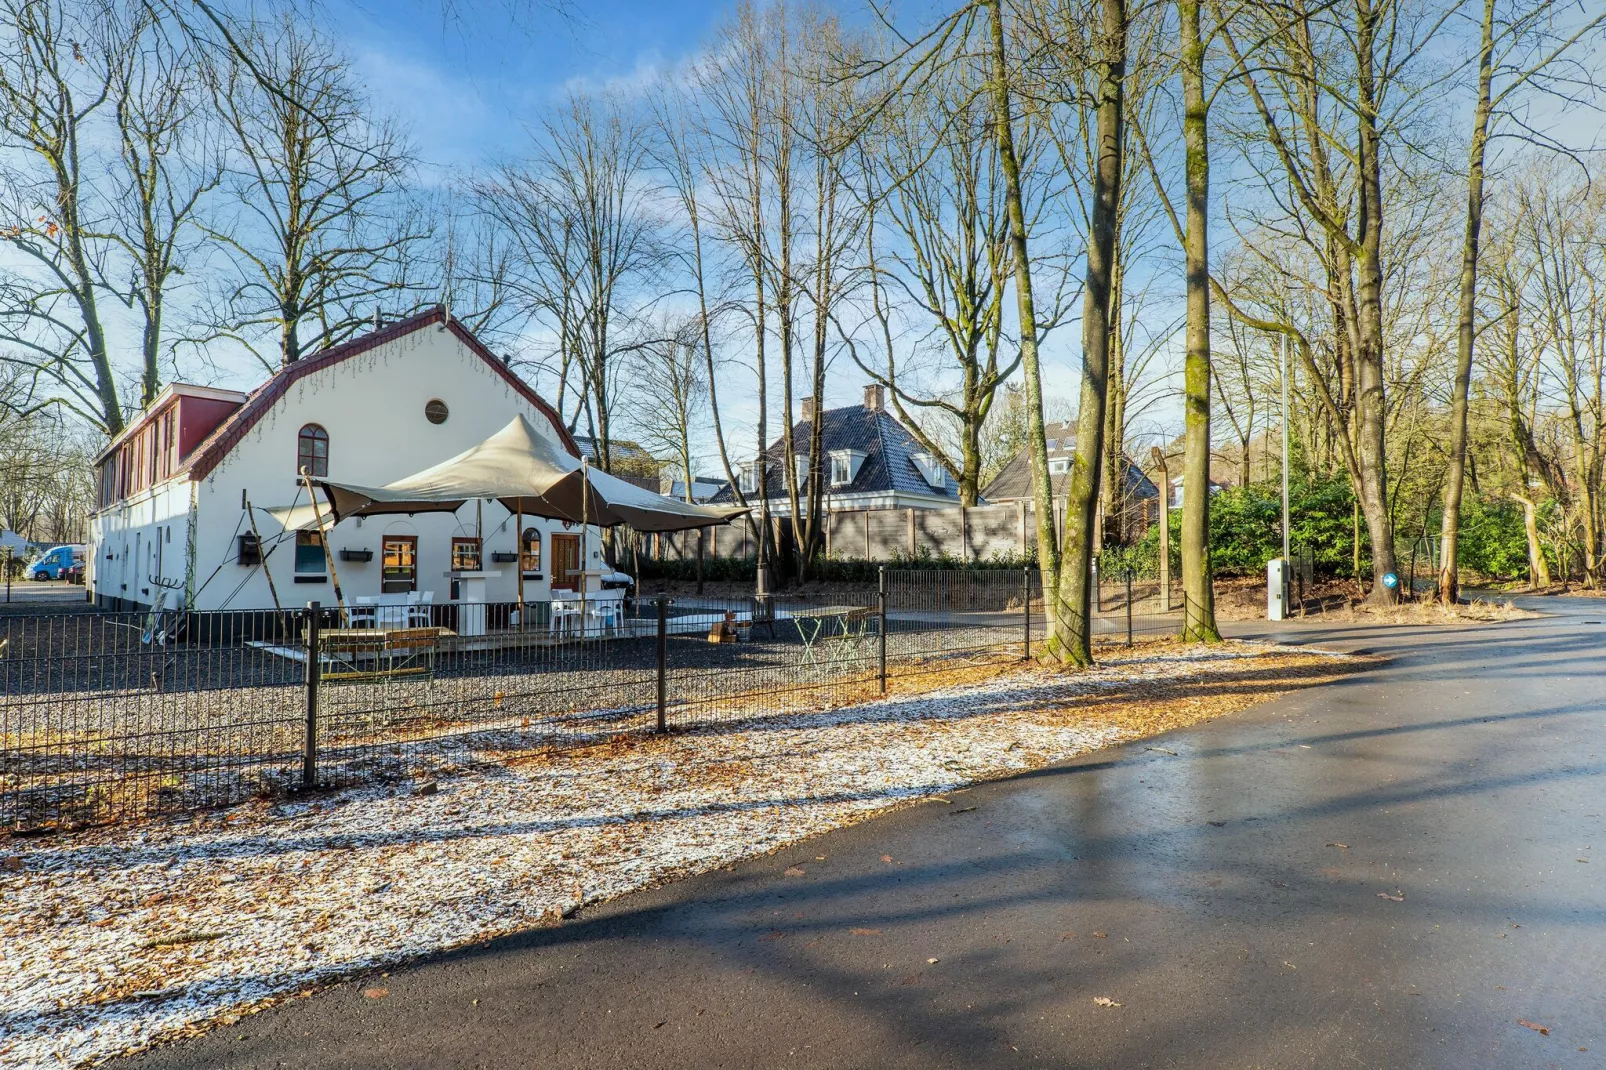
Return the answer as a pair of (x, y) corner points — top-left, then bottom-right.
(1377, 891), (1405, 902)
(1517, 1019), (1551, 1035)
(1325, 843), (1349, 849)
(880, 855), (894, 863)
(1093, 996), (1122, 1007)
(362, 988), (388, 1000)
(1092, 932), (1107, 939)
(849, 928), (882, 936)
(926, 957), (939, 964)
(1146, 746), (1178, 756)
(783, 866), (806, 877)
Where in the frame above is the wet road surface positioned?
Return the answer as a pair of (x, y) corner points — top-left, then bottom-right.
(120, 597), (1606, 1069)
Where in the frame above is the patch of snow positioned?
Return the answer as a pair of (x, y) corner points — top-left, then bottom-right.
(0, 643), (1339, 1068)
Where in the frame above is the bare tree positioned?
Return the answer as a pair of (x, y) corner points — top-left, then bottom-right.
(476, 90), (660, 470)
(857, 52), (1063, 506)
(1052, 0), (1128, 666)
(202, 13), (425, 371)
(0, 0), (124, 432)
(1437, 0), (1606, 602)
(1215, 0), (1447, 602)
(108, 5), (222, 406)
(628, 321), (707, 502)
(697, 0), (785, 578)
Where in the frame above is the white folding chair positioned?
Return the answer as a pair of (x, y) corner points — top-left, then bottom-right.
(407, 590), (435, 628)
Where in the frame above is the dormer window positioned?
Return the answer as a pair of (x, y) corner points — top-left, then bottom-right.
(739, 463), (759, 494)
(911, 452), (946, 490)
(1049, 457), (1071, 475)
(793, 454), (809, 487)
(829, 449), (866, 486)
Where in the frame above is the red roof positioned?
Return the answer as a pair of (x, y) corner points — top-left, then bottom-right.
(183, 308), (578, 483)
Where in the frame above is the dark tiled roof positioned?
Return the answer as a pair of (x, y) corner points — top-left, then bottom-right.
(710, 404), (961, 503)
(981, 421), (1159, 502)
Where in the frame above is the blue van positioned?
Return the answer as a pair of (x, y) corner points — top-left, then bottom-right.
(31, 545), (84, 581)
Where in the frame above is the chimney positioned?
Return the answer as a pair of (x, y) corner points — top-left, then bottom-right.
(801, 398), (817, 423)
(863, 384), (885, 412)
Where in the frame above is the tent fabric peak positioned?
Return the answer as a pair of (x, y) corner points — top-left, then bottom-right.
(313, 415), (748, 533)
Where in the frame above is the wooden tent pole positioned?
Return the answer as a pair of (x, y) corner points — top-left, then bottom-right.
(301, 469), (345, 617)
(245, 500), (282, 611)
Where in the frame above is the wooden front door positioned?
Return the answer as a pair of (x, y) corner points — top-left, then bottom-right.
(551, 533), (581, 590)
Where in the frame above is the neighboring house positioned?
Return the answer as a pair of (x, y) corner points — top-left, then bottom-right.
(572, 435), (663, 492)
(711, 385), (962, 515)
(660, 475), (729, 503)
(0, 529), (27, 557)
(1160, 473), (1226, 511)
(87, 307), (597, 612)
(574, 436), (660, 474)
(982, 421), (1160, 538)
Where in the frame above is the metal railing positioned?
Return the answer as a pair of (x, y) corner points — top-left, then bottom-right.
(1, 568), (1183, 833)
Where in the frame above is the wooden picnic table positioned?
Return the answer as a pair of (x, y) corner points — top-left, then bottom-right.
(313, 626), (447, 681)
(788, 604), (879, 667)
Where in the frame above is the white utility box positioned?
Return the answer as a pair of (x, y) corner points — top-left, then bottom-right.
(1267, 558), (1289, 621)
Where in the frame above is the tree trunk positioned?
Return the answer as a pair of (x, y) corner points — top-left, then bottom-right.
(1517, 494), (1549, 588)
(1052, 0), (1126, 667)
(987, 0), (1064, 651)
(1178, 0), (1219, 642)
(1352, 0), (1398, 603)
(1437, 0), (1495, 606)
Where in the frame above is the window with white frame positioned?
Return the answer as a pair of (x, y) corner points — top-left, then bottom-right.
(793, 454), (809, 487)
(829, 449), (865, 486)
(1049, 457), (1071, 475)
(739, 464), (759, 494)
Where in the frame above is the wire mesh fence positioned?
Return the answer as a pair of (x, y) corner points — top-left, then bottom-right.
(1, 568), (1184, 833)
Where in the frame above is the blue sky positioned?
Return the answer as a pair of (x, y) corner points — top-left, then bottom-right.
(325, 0), (728, 175)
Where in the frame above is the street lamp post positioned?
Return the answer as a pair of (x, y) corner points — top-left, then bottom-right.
(1282, 333), (1291, 564)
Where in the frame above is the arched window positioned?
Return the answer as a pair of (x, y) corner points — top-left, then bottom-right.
(297, 424), (329, 477)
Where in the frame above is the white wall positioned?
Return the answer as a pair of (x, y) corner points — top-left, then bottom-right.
(92, 325), (605, 612)
(88, 481), (194, 608)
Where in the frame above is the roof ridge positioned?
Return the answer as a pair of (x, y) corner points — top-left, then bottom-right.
(179, 309), (576, 483)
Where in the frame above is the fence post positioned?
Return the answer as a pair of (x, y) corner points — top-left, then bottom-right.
(877, 566), (888, 694)
(303, 601), (320, 789)
(1125, 570), (1134, 647)
(1022, 567), (1031, 661)
(655, 596), (669, 732)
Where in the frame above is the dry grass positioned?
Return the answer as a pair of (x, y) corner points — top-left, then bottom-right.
(535, 640), (1377, 773)
(1340, 598), (1537, 625)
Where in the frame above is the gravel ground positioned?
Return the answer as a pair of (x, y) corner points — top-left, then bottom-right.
(1, 620), (1055, 830)
(0, 640), (1361, 1069)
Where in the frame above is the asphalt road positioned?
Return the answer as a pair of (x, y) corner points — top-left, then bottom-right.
(121, 596), (1606, 1070)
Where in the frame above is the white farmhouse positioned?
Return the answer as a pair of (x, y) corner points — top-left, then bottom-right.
(88, 308), (601, 614)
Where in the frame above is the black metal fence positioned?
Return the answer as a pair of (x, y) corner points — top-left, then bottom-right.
(1, 568), (1182, 833)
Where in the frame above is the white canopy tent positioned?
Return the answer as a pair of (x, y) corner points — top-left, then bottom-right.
(292, 415), (747, 623)
(311, 415), (746, 533)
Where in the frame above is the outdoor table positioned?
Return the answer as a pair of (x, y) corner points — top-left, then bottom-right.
(789, 604), (877, 667)
(311, 626), (445, 680)
(446, 570), (500, 637)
